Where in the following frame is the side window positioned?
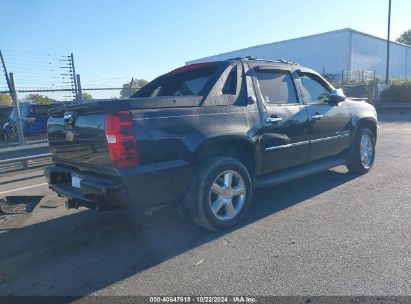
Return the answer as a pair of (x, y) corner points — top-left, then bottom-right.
(222, 66), (237, 95)
(255, 70), (298, 104)
(151, 87), (161, 97)
(298, 72), (331, 104)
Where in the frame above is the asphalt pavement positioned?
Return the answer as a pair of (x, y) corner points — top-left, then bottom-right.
(0, 113), (410, 296)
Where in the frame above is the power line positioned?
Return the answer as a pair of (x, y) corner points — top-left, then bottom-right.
(1, 49), (67, 57)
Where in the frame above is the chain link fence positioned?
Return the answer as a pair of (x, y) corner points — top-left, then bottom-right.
(0, 69), (406, 152)
(323, 70), (381, 103)
(0, 87), (123, 149)
(0, 50), (139, 174)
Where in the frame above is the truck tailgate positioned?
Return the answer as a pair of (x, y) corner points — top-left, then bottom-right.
(47, 112), (111, 172)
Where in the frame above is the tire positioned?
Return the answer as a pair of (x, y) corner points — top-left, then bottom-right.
(346, 127), (376, 174)
(187, 157), (252, 231)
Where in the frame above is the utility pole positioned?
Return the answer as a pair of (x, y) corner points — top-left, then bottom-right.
(0, 50), (11, 90)
(386, 0), (392, 85)
(9, 73), (26, 146)
(70, 53), (78, 101)
(1, 51), (25, 145)
(76, 74), (83, 102)
(129, 77), (134, 97)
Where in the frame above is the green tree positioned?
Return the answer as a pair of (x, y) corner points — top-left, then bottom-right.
(82, 92), (93, 99)
(120, 79), (148, 98)
(0, 93), (12, 106)
(26, 93), (53, 104)
(396, 29), (411, 46)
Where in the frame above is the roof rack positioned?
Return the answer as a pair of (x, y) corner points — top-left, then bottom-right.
(229, 56), (296, 65)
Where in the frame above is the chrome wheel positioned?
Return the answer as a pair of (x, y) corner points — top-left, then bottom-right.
(209, 170), (246, 221)
(360, 134), (374, 169)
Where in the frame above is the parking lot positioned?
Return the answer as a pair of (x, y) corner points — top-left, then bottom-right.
(0, 113), (410, 296)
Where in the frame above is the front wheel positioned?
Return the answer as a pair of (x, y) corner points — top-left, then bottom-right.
(346, 127), (376, 174)
(188, 157), (252, 231)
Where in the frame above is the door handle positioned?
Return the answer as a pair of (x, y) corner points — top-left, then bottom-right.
(310, 114), (323, 121)
(265, 117), (283, 123)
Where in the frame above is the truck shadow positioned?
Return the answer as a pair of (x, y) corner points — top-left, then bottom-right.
(0, 168), (358, 296)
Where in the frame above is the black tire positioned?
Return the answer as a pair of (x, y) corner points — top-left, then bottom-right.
(186, 157), (252, 231)
(346, 127), (376, 174)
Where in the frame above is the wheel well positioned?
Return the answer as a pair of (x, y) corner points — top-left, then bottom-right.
(197, 140), (256, 178)
(357, 119), (378, 142)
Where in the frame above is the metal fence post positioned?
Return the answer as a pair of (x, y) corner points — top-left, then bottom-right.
(76, 74), (83, 102)
(129, 77), (134, 97)
(9, 73), (26, 146)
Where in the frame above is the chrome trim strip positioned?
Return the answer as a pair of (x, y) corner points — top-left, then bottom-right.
(310, 133), (350, 143)
(265, 141), (309, 151)
(265, 133), (350, 151)
(133, 111), (260, 121)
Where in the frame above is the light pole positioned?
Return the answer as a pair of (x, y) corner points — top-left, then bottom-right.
(386, 0), (392, 85)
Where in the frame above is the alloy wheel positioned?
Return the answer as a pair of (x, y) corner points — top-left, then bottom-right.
(360, 134), (374, 169)
(209, 170), (246, 221)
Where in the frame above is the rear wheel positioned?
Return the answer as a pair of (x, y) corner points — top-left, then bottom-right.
(188, 157), (252, 231)
(346, 127), (375, 174)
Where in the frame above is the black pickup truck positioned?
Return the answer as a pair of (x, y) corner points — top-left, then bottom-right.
(44, 57), (378, 230)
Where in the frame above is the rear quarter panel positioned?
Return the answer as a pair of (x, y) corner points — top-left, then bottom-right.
(134, 104), (258, 165)
(130, 104), (258, 205)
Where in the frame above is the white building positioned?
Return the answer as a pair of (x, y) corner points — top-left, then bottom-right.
(188, 28), (411, 79)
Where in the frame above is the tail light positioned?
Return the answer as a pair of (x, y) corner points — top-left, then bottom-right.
(105, 111), (138, 168)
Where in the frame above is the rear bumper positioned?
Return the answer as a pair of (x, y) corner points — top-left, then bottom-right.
(44, 165), (127, 210)
(44, 160), (195, 209)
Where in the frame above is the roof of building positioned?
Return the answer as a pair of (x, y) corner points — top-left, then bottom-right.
(188, 28), (411, 64)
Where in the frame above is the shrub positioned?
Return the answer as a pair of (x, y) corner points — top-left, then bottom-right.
(380, 80), (411, 103)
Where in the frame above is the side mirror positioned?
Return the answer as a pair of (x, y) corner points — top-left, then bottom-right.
(329, 88), (346, 105)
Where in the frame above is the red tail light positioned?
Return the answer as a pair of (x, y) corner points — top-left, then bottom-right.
(105, 111), (138, 168)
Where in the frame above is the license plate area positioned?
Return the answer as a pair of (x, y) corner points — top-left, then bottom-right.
(71, 173), (82, 188)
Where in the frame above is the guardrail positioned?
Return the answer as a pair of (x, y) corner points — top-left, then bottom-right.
(0, 153), (51, 165)
(0, 143), (51, 173)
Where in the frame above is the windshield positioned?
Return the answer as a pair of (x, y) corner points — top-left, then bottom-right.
(9, 105), (29, 120)
(133, 63), (219, 98)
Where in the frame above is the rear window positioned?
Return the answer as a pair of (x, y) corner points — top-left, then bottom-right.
(133, 63), (219, 98)
(27, 106), (49, 116)
(9, 105), (29, 120)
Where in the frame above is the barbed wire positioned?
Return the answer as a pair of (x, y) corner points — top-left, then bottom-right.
(1, 50), (76, 98)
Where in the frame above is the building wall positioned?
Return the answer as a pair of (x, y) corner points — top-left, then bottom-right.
(187, 30), (351, 74)
(351, 31), (411, 78)
(188, 29), (411, 79)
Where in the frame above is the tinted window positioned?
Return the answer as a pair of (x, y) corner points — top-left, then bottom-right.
(134, 64), (218, 97)
(28, 106), (49, 116)
(222, 66), (237, 95)
(9, 105), (29, 120)
(153, 76), (209, 97)
(299, 73), (331, 104)
(255, 70), (298, 104)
